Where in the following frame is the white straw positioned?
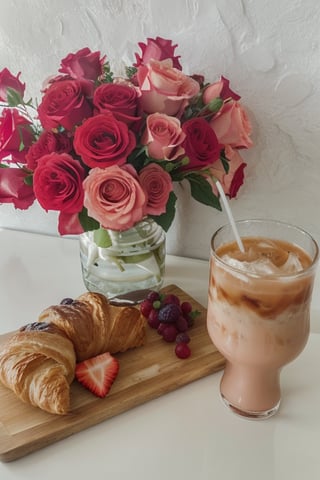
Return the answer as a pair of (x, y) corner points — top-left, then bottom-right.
(216, 181), (245, 253)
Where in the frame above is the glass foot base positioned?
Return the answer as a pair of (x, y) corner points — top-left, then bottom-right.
(220, 393), (280, 420)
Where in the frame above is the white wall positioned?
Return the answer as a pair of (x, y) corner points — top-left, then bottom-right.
(1, 0), (320, 259)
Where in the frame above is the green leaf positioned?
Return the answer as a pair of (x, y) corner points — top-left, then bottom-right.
(127, 145), (148, 171)
(125, 66), (137, 79)
(23, 174), (33, 186)
(101, 61), (114, 83)
(6, 87), (24, 107)
(186, 173), (221, 210)
(93, 228), (112, 248)
(78, 207), (100, 232)
(220, 151), (230, 174)
(150, 191), (177, 232)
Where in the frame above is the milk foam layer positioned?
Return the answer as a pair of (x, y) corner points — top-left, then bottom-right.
(221, 251), (303, 275)
(218, 238), (310, 276)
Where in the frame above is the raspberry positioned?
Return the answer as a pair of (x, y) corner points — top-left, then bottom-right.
(162, 325), (178, 342)
(158, 304), (181, 323)
(176, 316), (189, 332)
(148, 309), (160, 329)
(162, 294), (180, 306)
(176, 332), (190, 344)
(175, 343), (191, 359)
(140, 299), (153, 318)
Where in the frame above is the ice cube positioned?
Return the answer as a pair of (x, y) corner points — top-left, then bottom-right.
(279, 252), (303, 274)
(221, 253), (303, 275)
(221, 255), (279, 274)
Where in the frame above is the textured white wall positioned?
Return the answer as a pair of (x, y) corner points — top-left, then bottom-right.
(1, 0), (320, 259)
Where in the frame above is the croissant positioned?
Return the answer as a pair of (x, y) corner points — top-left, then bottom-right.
(0, 292), (146, 415)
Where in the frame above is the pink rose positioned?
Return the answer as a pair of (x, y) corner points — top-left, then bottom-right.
(203, 76), (241, 103)
(0, 68), (25, 102)
(37, 79), (93, 130)
(207, 146), (247, 198)
(139, 163), (173, 216)
(141, 113), (186, 160)
(137, 59), (200, 116)
(33, 152), (85, 213)
(210, 100), (253, 149)
(59, 47), (105, 81)
(73, 113), (136, 168)
(93, 82), (141, 126)
(25, 130), (72, 171)
(180, 117), (222, 171)
(0, 167), (35, 209)
(134, 37), (182, 70)
(0, 108), (34, 163)
(83, 165), (146, 231)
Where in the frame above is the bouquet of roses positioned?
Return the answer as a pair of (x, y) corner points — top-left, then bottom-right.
(0, 36), (253, 242)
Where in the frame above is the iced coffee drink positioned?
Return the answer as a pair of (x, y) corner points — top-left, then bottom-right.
(207, 220), (318, 419)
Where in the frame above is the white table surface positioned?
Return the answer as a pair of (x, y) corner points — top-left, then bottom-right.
(0, 228), (320, 479)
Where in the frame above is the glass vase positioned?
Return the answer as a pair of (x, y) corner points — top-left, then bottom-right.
(79, 217), (166, 302)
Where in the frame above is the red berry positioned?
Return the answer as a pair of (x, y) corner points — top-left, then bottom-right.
(158, 304), (181, 323)
(176, 315), (189, 332)
(175, 342), (191, 359)
(140, 299), (153, 318)
(162, 325), (178, 342)
(147, 291), (160, 302)
(148, 309), (160, 329)
(157, 322), (167, 336)
(162, 294), (180, 306)
(181, 301), (193, 315)
(176, 332), (190, 344)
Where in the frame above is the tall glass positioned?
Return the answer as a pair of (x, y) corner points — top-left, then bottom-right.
(207, 219), (319, 419)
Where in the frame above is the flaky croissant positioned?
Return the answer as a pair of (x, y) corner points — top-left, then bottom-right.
(0, 292), (146, 415)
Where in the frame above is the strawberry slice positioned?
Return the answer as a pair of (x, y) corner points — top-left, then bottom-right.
(75, 352), (119, 398)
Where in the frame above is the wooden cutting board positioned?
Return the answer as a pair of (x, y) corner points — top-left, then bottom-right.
(0, 284), (225, 462)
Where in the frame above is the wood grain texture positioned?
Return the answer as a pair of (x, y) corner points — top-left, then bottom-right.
(0, 285), (225, 462)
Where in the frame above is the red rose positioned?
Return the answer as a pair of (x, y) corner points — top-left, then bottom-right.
(0, 108), (34, 163)
(25, 130), (72, 171)
(0, 167), (35, 209)
(93, 82), (141, 126)
(139, 163), (173, 216)
(59, 47), (105, 81)
(73, 113), (136, 168)
(58, 212), (84, 236)
(180, 118), (223, 171)
(37, 79), (92, 130)
(134, 37), (182, 70)
(33, 152), (85, 214)
(0, 68), (25, 102)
